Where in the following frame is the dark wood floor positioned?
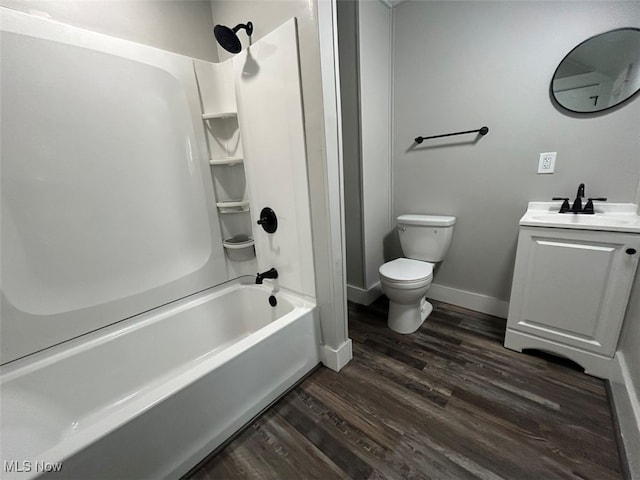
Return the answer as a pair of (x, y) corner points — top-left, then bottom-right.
(189, 297), (623, 480)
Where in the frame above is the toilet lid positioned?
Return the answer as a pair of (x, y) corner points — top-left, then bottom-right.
(379, 258), (433, 282)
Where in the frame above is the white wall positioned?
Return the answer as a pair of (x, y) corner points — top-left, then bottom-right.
(392, 1), (640, 307)
(1, 0), (218, 61)
(210, 0), (349, 354)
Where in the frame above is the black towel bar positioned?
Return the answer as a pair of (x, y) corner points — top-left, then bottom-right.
(415, 126), (489, 144)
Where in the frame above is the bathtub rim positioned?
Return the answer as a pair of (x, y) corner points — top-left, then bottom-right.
(1, 277), (316, 466)
(0, 276), (313, 376)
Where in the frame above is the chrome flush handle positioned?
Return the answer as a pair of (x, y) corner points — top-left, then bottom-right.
(398, 225), (406, 232)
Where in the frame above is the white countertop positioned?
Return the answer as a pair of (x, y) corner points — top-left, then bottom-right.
(519, 202), (640, 233)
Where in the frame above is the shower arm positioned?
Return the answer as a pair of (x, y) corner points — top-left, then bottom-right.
(233, 22), (253, 36)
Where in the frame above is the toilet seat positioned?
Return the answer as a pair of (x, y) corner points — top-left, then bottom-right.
(379, 258), (433, 284)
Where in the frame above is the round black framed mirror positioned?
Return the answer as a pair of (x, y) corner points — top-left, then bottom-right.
(551, 28), (640, 113)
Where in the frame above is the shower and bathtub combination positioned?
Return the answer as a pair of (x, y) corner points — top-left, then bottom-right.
(0, 8), (320, 479)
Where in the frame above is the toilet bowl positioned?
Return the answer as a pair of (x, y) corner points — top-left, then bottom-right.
(379, 258), (434, 333)
(379, 214), (455, 334)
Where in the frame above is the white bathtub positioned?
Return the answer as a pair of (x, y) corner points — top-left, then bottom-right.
(0, 279), (320, 479)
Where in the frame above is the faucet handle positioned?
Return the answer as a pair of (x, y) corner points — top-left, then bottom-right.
(552, 197), (571, 213)
(583, 197), (607, 214)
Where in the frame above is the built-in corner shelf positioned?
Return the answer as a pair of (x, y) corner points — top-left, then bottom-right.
(209, 156), (244, 166)
(202, 111), (237, 120)
(216, 200), (250, 214)
(222, 234), (255, 250)
(222, 234), (256, 261)
(198, 96), (251, 264)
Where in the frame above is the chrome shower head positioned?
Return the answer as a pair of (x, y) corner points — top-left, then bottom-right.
(213, 21), (253, 54)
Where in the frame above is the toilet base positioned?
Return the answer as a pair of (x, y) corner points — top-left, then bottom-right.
(387, 298), (433, 334)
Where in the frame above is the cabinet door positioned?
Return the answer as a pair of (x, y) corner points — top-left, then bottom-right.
(507, 227), (640, 356)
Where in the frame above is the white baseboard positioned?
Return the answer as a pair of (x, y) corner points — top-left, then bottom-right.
(347, 282), (383, 306)
(348, 281), (508, 317)
(609, 351), (640, 478)
(321, 338), (353, 372)
(427, 283), (509, 318)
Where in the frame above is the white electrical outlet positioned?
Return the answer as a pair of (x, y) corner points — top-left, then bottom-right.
(538, 152), (557, 174)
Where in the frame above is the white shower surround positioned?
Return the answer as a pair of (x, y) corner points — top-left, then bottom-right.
(0, 8), (321, 478)
(1, 8), (226, 363)
(193, 18), (316, 297)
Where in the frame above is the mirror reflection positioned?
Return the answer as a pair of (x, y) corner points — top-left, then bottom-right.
(552, 28), (640, 113)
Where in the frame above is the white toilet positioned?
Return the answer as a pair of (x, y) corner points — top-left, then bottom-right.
(379, 214), (456, 334)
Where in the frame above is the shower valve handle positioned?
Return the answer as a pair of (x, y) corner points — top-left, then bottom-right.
(257, 207), (278, 234)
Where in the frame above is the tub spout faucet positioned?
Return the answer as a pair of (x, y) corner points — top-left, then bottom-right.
(256, 268), (278, 284)
(571, 183), (585, 213)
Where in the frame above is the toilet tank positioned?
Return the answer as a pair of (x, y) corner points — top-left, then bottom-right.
(397, 214), (456, 262)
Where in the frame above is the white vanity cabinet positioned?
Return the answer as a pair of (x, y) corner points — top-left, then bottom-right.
(505, 224), (640, 378)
